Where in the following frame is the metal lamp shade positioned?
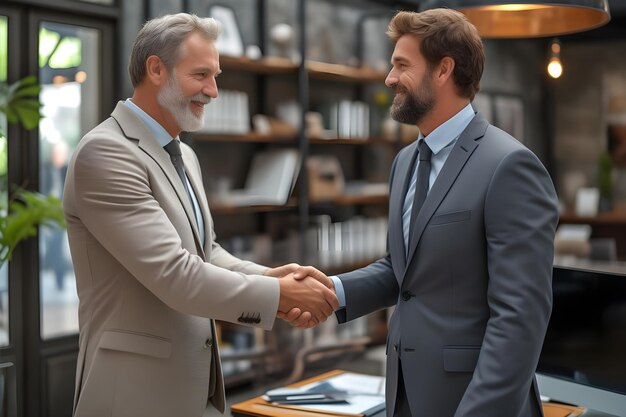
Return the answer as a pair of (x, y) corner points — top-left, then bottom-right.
(420, 0), (611, 38)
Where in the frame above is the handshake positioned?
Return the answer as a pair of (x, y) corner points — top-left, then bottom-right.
(265, 264), (337, 329)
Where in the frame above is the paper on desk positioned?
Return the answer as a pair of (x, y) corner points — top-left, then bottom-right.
(264, 373), (385, 416)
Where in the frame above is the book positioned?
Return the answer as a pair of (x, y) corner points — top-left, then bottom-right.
(263, 372), (385, 416)
(213, 148), (300, 206)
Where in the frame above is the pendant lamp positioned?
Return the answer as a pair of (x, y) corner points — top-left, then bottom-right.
(419, 0), (611, 38)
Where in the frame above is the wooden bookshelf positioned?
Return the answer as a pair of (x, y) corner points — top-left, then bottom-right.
(209, 198), (299, 215)
(220, 55), (298, 75)
(559, 211), (626, 225)
(325, 258), (381, 276)
(219, 55), (388, 83)
(192, 132), (297, 143)
(310, 194), (388, 207)
(309, 136), (392, 146)
(307, 60), (387, 83)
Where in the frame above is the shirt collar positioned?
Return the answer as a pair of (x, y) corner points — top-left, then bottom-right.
(124, 98), (178, 147)
(420, 103), (475, 154)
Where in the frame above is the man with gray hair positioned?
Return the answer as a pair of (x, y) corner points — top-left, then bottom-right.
(63, 13), (337, 417)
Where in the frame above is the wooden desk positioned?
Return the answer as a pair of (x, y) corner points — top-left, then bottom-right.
(543, 402), (586, 417)
(231, 370), (586, 417)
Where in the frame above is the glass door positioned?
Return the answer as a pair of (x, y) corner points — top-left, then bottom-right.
(37, 21), (102, 340)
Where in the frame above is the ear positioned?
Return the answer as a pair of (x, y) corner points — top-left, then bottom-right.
(145, 55), (168, 87)
(434, 56), (455, 86)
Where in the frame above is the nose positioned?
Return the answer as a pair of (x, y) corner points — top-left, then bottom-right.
(385, 68), (397, 88)
(204, 76), (218, 99)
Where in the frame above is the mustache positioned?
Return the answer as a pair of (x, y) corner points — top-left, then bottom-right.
(392, 84), (409, 95)
(189, 93), (212, 105)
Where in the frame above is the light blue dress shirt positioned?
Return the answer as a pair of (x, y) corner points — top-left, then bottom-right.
(124, 99), (206, 244)
(331, 103), (476, 308)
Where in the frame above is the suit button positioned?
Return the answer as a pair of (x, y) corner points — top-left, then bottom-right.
(203, 338), (213, 349)
(402, 291), (412, 301)
(393, 343), (398, 352)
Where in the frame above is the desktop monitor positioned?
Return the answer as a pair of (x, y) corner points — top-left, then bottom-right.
(537, 266), (626, 417)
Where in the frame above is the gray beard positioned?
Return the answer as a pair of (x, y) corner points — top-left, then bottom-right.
(157, 76), (208, 132)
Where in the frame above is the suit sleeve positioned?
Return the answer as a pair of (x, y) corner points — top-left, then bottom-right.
(70, 137), (279, 330)
(455, 148), (558, 417)
(336, 254), (398, 323)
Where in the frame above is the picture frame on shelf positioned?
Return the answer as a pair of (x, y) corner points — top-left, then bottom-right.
(493, 94), (525, 143)
(210, 5), (244, 57)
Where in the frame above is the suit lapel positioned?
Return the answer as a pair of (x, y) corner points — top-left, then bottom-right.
(405, 113), (488, 266)
(389, 142), (418, 278)
(110, 103), (203, 251)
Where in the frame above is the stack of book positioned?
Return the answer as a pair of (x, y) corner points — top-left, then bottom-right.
(319, 100), (371, 139)
(200, 89), (250, 134)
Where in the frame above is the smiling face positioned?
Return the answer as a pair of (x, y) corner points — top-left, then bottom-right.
(157, 31), (221, 132)
(385, 34), (436, 126)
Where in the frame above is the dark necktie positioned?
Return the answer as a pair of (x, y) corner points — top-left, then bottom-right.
(408, 140), (432, 245)
(163, 140), (196, 219)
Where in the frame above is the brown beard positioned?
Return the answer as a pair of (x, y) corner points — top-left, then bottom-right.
(390, 72), (435, 125)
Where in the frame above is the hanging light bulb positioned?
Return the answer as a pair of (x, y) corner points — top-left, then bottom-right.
(547, 39), (563, 79)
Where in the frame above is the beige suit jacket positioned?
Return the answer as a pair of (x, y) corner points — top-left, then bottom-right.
(64, 102), (280, 417)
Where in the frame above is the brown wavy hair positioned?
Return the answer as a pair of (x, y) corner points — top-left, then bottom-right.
(387, 9), (484, 100)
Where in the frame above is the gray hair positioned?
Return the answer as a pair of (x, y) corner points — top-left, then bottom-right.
(129, 13), (220, 87)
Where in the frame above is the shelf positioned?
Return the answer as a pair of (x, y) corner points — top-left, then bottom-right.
(220, 55), (298, 75)
(223, 368), (258, 389)
(325, 257), (381, 276)
(309, 136), (393, 146)
(210, 195), (387, 213)
(559, 211), (626, 225)
(193, 134), (394, 145)
(311, 194), (388, 207)
(307, 60), (387, 83)
(191, 132), (297, 143)
(221, 346), (270, 362)
(209, 198), (299, 215)
(219, 55), (387, 83)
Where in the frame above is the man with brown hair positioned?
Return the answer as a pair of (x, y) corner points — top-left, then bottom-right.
(290, 8), (558, 417)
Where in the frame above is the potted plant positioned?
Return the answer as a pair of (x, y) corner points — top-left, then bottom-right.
(0, 75), (66, 416)
(0, 75), (66, 263)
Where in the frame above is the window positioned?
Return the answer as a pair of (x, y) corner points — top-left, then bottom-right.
(38, 21), (100, 339)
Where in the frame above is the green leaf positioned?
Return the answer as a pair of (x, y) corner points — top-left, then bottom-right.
(12, 85), (42, 99)
(14, 102), (42, 130)
(4, 105), (18, 124)
(0, 76), (43, 132)
(0, 189), (66, 263)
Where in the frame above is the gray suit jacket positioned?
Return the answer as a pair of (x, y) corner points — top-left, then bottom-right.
(64, 102), (280, 417)
(336, 113), (558, 417)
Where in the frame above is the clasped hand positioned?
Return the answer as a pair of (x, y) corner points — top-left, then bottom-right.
(265, 264), (336, 329)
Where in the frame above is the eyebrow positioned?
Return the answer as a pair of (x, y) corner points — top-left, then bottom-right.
(192, 67), (221, 76)
(391, 56), (410, 65)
